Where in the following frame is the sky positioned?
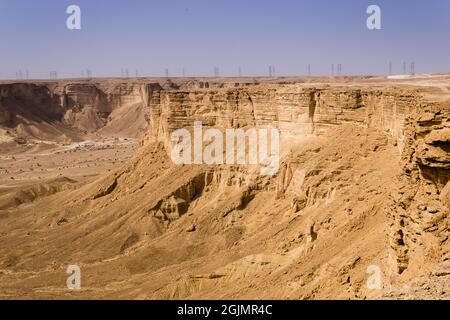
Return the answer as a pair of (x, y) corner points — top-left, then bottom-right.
(0, 0), (449, 79)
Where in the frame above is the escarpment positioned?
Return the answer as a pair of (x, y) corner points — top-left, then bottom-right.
(0, 78), (449, 299)
(146, 84), (449, 284)
(148, 85), (419, 151)
(386, 103), (450, 280)
(0, 81), (161, 141)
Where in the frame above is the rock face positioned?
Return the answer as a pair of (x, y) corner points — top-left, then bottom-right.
(147, 84), (449, 284)
(0, 78), (449, 299)
(0, 81), (161, 141)
(148, 85), (419, 152)
(387, 103), (450, 278)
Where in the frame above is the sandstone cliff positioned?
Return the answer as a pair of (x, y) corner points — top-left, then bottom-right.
(0, 77), (449, 299)
(0, 81), (161, 142)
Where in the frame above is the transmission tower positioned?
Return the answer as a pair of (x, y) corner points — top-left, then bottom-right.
(337, 64), (342, 76)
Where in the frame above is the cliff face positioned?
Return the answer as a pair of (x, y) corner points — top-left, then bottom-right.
(0, 79), (449, 299)
(148, 85), (420, 151)
(147, 84), (449, 284)
(387, 102), (450, 281)
(0, 80), (419, 145)
(0, 81), (160, 141)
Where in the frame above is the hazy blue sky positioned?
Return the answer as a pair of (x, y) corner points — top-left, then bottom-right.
(0, 0), (449, 79)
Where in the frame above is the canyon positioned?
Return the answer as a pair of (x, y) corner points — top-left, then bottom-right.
(0, 75), (449, 299)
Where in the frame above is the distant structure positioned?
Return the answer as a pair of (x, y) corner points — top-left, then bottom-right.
(182, 68), (185, 77)
(135, 69), (139, 78)
(403, 62), (407, 74)
(269, 66), (273, 77)
(308, 64), (311, 77)
(337, 64), (342, 76)
(214, 66), (220, 77)
(86, 69), (92, 78)
(50, 71), (58, 79)
(410, 62), (415, 75)
(165, 68), (169, 78)
(272, 65), (276, 76)
(16, 70), (25, 80)
(331, 64), (335, 76)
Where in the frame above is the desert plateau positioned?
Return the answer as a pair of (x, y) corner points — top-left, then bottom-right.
(0, 75), (449, 299)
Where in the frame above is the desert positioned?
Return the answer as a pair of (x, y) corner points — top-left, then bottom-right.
(0, 75), (449, 299)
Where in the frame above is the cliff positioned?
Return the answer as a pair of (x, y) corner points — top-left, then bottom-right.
(0, 77), (449, 299)
(0, 81), (161, 142)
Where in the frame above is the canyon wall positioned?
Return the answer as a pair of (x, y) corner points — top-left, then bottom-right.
(148, 85), (421, 152)
(0, 81), (161, 141)
(147, 84), (449, 278)
(387, 102), (450, 278)
(1, 80), (448, 280)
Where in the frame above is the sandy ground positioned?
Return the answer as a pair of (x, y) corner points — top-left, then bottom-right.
(0, 138), (138, 189)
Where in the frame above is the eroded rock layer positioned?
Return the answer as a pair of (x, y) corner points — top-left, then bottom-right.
(0, 77), (449, 299)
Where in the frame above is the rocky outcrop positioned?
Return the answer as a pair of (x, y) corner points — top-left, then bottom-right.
(146, 84), (449, 280)
(0, 81), (161, 141)
(387, 103), (450, 276)
(147, 85), (419, 152)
